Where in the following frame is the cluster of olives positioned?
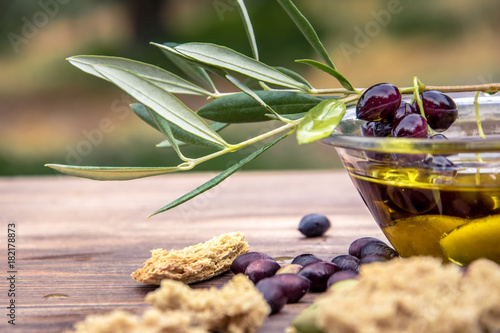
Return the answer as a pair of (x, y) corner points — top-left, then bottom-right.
(230, 237), (399, 315)
(357, 83), (458, 138)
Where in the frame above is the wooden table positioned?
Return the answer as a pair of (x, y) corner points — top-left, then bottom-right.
(0, 170), (385, 333)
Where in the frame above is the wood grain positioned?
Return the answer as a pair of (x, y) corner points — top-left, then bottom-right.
(0, 170), (385, 333)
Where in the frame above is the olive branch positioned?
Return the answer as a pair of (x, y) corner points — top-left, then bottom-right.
(46, 0), (499, 217)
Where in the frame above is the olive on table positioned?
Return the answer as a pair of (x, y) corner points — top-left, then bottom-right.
(276, 264), (303, 275)
(262, 273), (311, 303)
(255, 278), (288, 315)
(360, 254), (390, 264)
(298, 214), (331, 237)
(298, 261), (339, 292)
(231, 251), (274, 275)
(348, 237), (384, 259)
(244, 258), (281, 284)
(292, 253), (323, 267)
(326, 270), (358, 288)
(331, 254), (361, 273)
(360, 240), (399, 260)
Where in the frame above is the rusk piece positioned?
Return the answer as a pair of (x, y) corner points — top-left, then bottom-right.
(131, 232), (249, 285)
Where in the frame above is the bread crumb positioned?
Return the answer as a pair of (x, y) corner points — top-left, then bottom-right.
(314, 257), (500, 333)
(65, 274), (269, 333)
(131, 232), (249, 285)
(146, 274), (270, 333)
(66, 310), (141, 333)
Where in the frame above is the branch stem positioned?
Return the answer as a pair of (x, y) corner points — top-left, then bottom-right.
(187, 120), (300, 167)
(397, 82), (500, 95)
(425, 83), (500, 94)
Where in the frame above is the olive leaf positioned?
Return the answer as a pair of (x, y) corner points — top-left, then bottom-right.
(197, 90), (324, 123)
(297, 59), (356, 92)
(296, 99), (346, 144)
(225, 74), (282, 120)
(45, 164), (182, 181)
(274, 66), (313, 89)
(235, 0), (259, 60)
(147, 107), (184, 158)
(131, 103), (226, 150)
(277, 0), (336, 69)
(91, 64), (229, 149)
(153, 42), (230, 78)
(153, 42), (311, 91)
(149, 132), (290, 217)
(265, 111), (308, 121)
(156, 122), (229, 148)
(161, 42), (217, 92)
(67, 55), (213, 97)
(131, 102), (161, 132)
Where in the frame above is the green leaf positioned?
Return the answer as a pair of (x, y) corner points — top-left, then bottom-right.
(91, 64), (228, 149)
(235, 0), (259, 60)
(153, 42), (231, 78)
(156, 122), (230, 148)
(265, 111), (307, 121)
(297, 59), (356, 92)
(131, 102), (160, 131)
(277, 0), (336, 69)
(161, 42), (217, 92)
(274, 66), (313, 89)
(147, 107), (184, 158)
(149, 133), (289, 217)
(45, 164), (182, 181)
(131, 103), (225, 150)
(197, 90), (324, 123)
(154, 42), (310, 91)
(67, 55), (213, 96)
(296, 99), (346, 145)
(225, 74), (281, 120)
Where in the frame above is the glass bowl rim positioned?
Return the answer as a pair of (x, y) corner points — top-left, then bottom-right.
(321, 95), (500, 154)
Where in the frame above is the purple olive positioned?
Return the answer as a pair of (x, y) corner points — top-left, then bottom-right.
(255, 278), (287, 314)
(231, 252), (274, 275)
(360, 241), (399, 259)
(298, 261), (339, 292)
(331, 255), (361, 273)
(264, 274), (311, 303)
(291, 254), (322, 267)
(391, 113), (428, 138)
(326, 270), (358, 288)
(360, 254), (390, 264)
(356, 83), (402, 121)
(422, 155), (455, 171)
(348, 237), (383, 259)
(441, 191), (495, 219)
(361, 121), (376, 136)
(374, 120), (393, 137)
(244, 258), (281, 284)
(429, 133), (448, 140)
(298, 214), (331, 237)
(386, 184), (437, 214)
(414, 90), (458, 132)
(392, 102), (418, 127)
(276, 264), (303, 275)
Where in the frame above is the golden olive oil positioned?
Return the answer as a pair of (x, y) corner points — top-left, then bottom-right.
(348, 165), (500, 265)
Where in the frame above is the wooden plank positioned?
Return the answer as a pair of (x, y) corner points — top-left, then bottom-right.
(0, 170), (384, 332)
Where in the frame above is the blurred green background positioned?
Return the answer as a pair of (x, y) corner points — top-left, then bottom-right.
(1, 0), (499, 176)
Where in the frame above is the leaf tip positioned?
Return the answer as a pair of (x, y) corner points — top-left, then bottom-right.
(147, 209), (163, 218)
(149, 42), (164, 48)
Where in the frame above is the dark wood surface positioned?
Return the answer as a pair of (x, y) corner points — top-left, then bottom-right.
(0, 170), (385, 333)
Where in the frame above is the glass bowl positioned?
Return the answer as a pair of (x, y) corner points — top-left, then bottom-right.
(322, 94), (500, 265)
